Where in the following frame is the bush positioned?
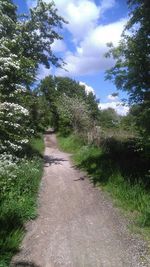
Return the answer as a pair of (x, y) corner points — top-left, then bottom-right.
(58, 134), (84, 153)
(0, 137), (44, 266)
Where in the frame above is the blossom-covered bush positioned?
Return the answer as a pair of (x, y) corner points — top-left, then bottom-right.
(0, 102), (30, 153)
(0, 3), (31, 154)
(0, 0), (65, 155)
(0, 1), (65, 265)
(57, 95), (92, 137)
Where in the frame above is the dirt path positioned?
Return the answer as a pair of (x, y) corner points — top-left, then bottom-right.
(11, 132), (149, 267)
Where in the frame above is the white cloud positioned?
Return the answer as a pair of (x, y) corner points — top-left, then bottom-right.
(37, 0), (98, 42)
(54, 0), (117, 42)
(56, 53), (114, 76)
(63, 1), (100, 41)
(100, 0), (116, 14)
(26, 0), (116, 42)
(107, 94), (119, 101)
(51, 40), (66, 53)
(26, 0), (36, 8)
(79, 81), (95, 95)
(26, 0), (126, 77)
(56, 18), (127, 76)
(99, 101), (129, 116)
(88, 18), (126, 47)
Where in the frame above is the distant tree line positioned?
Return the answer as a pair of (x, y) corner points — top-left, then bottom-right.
(0, 0), (149, 157)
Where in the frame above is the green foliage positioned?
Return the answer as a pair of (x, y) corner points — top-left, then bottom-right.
(55, 77), (100, 122)
(119, 112), (136, 133)
(58, 134), (84, 153)
(85, 92), (100, 121)
(106, 173), (150, 227)
(0, 0), (65, 155)
(97, 108), (138, 141)
(0, 136), (44, 266)
(99, 108), (120, 129)
(130, 103), (150, 137)
(38, 76), (100, 135)
(29, 136), (45, 156)
(0, 158), (43, 266)
(55, 76), (87, 99)
(105, 0), (150, 138)
(24, 0), (66, 70)
(37, 76), (59, 130)
(58, 134), (150, 228)
(0, 228), (24, 267)
(27, 90), (52, 133)
(0, 0), (66, 265)
(56, 95), (92, 136)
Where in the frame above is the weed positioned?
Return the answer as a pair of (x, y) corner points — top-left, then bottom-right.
(0, 136), (44, 266)
(58, 134), (150, 229)
(57, 134), (84, 153)
(29, 136), (45, 156)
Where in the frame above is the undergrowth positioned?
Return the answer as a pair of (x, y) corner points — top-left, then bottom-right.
(0, 136), (44, 267)
(57, 134), (84, 153)
(58, 134), (150, 231)
(29, 136), (45, 156)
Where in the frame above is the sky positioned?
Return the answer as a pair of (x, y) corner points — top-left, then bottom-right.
(13, 0), (129, 115)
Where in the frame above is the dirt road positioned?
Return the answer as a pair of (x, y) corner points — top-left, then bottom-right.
(11, 132), (149, 267)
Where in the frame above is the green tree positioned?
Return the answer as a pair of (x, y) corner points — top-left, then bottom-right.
(0, 0), (65, 154)
(105, 0), (150, 136)
(55, 77), (100, 128)
(119, 111), (137, 135)
(99, 108), (120, 129)
(37, 76), (59, 130)
(38, 76), (100, 133)
(55, 77), (87, 99)
(56, 95), (92, 137)
(16, 0), (66, 84)
(0, 0), (30, 154)
(85, 92), (100, 121)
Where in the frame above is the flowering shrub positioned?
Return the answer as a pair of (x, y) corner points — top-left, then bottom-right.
(0, 156), (40, 199)
(0, 101), (31, 153)
(0, 154), (43, 267)
(57, 95), (92, 137)
(0, 0), (65, 265)
(0, 0), (65, 156)
(0, 35), (31, 154)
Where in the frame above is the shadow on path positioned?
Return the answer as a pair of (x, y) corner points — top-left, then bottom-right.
(12, 262), (40, 267)
(44, 155), (67, 166)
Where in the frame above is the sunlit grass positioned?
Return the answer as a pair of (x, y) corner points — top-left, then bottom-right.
(58, 134), (150, 231)
(57, 133), (84, 153)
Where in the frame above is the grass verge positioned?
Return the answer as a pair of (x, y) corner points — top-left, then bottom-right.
(58, 134), (150, 239)
(29, 135), (45, 156)
(0, 136), (44, 267)
(57, 133), (84, 153)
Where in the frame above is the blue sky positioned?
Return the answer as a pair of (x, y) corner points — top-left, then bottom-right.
(13, 0), (129, 115)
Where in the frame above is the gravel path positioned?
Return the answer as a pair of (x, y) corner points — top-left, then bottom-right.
(11, 132), (149, 267)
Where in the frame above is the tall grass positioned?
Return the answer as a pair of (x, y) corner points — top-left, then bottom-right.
(0, 137), (44, 267)
(57, 134), (84, 153)
(106, 174), (150, 227)
(29, 136), (45, 156)
(58, 134), (150, 229)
